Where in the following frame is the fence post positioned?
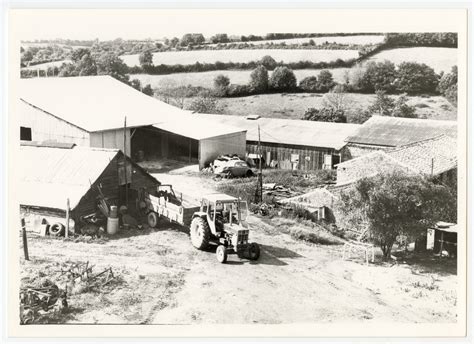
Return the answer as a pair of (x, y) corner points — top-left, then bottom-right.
(65, 198), (70, 238)
(21, 218), (29, 261)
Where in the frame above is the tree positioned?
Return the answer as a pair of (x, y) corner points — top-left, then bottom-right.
(210, 33), (230, 44)
(260, 55), (277, 70)
(213, 74), (230, 96)
(346, 109), (372, 124)
(142, 84), (154, 96)
(248, 65), (269, 93)
(95, 52), (129, 83)
(322, 84), (349, 111)
(138, 50), (153, 69)
(180, 33), (205, 46)
(368, 90), (395, 116)
(438, 65), (457, 105)
(338, 171), (456, 258)
(299, 76), (319, 92)
(269, 66), (297, 91)
(392, 94), (417, 118)
(317, 70), (336, 92)
(188, 96), (222, 114)
(130, 78), (142, 91)
(359, 60), (397, 93)
(302, 107), (347, 123)
(395, 62), (439, 94)
(71, 48), (92, 63)
(368, 91), (417, 118)
(75, 53), (97, 76)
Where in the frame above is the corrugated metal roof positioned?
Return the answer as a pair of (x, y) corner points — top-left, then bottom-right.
(19, 76), (196, 132)
(20, 145), (119, 210)
(152, 115), (246, 140)
(195, 114), (361, 150)
(346, 115), (457, 147)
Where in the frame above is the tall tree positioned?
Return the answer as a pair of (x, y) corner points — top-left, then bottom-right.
(269, 66), (297, 91)
(248, 65), (269, 93)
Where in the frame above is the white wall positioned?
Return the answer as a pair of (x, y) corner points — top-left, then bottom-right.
(199, 132), (246, 169)
(20, 101), (90, 146)
(90, 128), (131, 156)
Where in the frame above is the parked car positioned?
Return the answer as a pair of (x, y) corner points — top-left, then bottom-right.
(213, 157), (256, 178)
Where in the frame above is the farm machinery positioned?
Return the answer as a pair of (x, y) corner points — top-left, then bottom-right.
(138, 186), (260, 263)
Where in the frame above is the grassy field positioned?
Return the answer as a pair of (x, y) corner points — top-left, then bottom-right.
(121, 49), (359, 67)
(21, 59), (72, 71)
(209, 35), (385, 47)
(367, 47), (457, 73)
(193, 93), (456, 121)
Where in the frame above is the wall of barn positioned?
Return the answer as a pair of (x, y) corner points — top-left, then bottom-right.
(90, 128), (131, 156)
(73, 153), (158, 221)
(246, 141), (336, 171)
(199, 132), (246, 169)
(20, 101), (90, 146)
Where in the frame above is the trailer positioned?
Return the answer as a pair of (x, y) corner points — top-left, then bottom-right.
(137, 185), (260, 263)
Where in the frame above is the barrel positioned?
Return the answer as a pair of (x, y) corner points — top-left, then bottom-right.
(109, 206), (118, 218)
(106, 217), (119, 235)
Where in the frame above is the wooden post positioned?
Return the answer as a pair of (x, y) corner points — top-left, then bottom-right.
(65, 198), (70, 238)
(21, 218), (29, 261)
(124, 116), (128, 206)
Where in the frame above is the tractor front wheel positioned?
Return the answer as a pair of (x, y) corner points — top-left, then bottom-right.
(248, 242), (260, 260)
(147, 212), (158, 228)
(190, 217), (210, 250)
(216, 245), (228, 263)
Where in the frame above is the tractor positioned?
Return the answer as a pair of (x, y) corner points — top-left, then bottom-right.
(189, 194), (260, 263)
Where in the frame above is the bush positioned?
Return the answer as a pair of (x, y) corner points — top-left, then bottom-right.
(260, 55), (277, 70)
(358, 60), (397, 93)
(187, 96), (222, 114)
(302, 107), (347, 123)
(227, 84), (252, 97)
(395, 62), (439, 94)
(438, 66), (457, 105)
(248, 66), (269, 93)
(269, 66), (297, 92)
(213, 74), (230, 97)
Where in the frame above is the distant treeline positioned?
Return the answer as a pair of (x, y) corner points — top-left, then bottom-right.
(383, 33), (457, 48)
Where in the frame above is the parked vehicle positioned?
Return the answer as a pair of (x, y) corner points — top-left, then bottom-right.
(138, 187), (260, 263)
(212, 155), (256, 178)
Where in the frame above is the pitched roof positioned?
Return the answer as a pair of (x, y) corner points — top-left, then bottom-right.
(19, 76), (194, 132)
(20, 144), (120, 210)
(346, 115), (457, 147)
(335, 134), (457, 185)
(194, 114), (361, 150)
(387, 134), (457, 175)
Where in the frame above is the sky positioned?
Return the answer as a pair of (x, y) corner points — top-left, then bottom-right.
(9, 8), (463, 42)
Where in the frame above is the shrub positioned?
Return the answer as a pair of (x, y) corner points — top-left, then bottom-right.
(358, 60), (397, 93)
(299, 76), (319, 92)
(395, 62), (439, 94)
(248, 65), (269, 93)
(302, 107), (347, 123)
(213, 74), (230, 97)
(269, 66), (297, 92)
(187, 96), (222, 114)
(438, 66), (457, 105)
(227, 84), (252, 97)
(260, 55), (277, 70)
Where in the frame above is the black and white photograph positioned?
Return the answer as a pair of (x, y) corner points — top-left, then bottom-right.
(3, 6), (469, 340)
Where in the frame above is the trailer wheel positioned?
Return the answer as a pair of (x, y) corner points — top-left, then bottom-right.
(190, 217), (210, 250)
(147, 212), (158, 228)
(248, 242), (260, 260)
(216, 245), (228, 263)
(49, 223), (65, 237)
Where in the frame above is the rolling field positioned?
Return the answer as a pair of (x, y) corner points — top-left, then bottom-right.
(21, 59), (72, 71)
(121, 49), (360, 67)
(367, 47), (457, 73)
(178, 93), (457, 121)
(209, 34), (385, 47)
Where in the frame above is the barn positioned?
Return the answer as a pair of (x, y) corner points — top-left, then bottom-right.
(19, 142), (159, 230)
(195, 114), (361, 170)
(19, 76), (246, 169)
(344, 115), (458, 159)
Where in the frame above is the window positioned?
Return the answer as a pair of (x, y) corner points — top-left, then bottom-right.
(20, 127), (32, 141)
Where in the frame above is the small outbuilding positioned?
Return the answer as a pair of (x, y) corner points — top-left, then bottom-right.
(19, 142), (159, 231)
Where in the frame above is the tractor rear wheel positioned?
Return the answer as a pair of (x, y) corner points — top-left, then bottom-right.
(216, 245), (228, 263)
(248, 242), (260, 260)
(190, 217), (210, 250)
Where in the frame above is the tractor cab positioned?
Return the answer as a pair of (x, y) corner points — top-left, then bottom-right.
(190, 194), (259, 263)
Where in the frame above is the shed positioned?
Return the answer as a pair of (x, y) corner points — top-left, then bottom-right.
(195, 114), (361, 170)
(19, 76), (246, 169)
(19, 142), (159, 226)
(344, 115), (457, 159)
